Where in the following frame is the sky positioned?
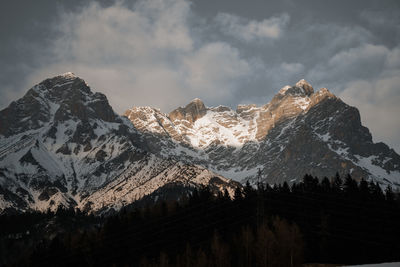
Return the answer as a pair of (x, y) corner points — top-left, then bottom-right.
(0, 0), (399, 152)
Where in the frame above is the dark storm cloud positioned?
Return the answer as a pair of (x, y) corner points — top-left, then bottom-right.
(0, 0), (399, 152)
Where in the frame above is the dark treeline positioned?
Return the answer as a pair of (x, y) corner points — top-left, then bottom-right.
(0, 207), (99, 266)
(1, 173), (400, 267)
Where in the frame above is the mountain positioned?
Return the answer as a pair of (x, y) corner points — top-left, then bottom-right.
(0, 73), (239, 214)
(1, 73), (399, 214)
(125, 79), (400, 187)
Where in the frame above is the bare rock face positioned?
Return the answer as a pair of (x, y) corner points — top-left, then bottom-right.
(295, 79), (314, 96)
(125, 79), (400, 188)
(169, 98), (207, 123)
(0, 89), (49, 137)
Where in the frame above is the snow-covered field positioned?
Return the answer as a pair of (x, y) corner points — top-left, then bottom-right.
(346, 262), (400, 267)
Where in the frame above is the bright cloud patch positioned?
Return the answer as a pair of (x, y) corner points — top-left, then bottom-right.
(25, 0), (256, 113)
(339, 74), (400, 154)
(215, 12), (290, 42)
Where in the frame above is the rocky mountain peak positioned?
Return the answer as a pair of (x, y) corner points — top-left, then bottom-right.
(186, 98), (206, 111)
(295, 79), (314, 95)
(278, 85), (292, 95)
(35, 72), (89, 95)
(275, 79), (314, 99)
(190, 98), (204, 104)
(0, 73), (117, 137)
(316, 87), (335, 97)
(59, 72), (77, 78)
(169, 98), (207, 123)
(309, 87), (337, 104)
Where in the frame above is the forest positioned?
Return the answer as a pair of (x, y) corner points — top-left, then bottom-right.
(1, 173), (399, 267)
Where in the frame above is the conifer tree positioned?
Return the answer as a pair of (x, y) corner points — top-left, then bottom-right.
(332, 172), (343, 192)
(233, 187), (243, 201)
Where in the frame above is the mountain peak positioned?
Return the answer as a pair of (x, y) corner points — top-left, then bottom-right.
(311, 87), (337, 103)
(184, 98), (206, 113)
(295, 79), (314, 95)
(190, 98), (204, 104)
(35, 72), (90, 96)
(169, 98), (207, 123)
(278, 85), (292, 95)
(0, 73), (117, 137)
(276, 80), (314, 98)
(59, 72), (77, 79)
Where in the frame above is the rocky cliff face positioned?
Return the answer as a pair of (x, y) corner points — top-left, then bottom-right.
(0, 73), (238, 214)
(169, 98), (208, 123)
(125, 80), (400, 187)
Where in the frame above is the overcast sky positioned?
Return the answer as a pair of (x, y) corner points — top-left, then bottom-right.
(1, 0), (399, 152)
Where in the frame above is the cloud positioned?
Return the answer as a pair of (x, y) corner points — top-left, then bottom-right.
(309, 44), (400, 153)
(234, 61), (305, 105)
(182, 42), (252, 100)
(300, 36), (400, 153)
(280, 62), (304, 74)
(359, 9), (400, 28)
(24, 0), (258, 113)
(308, 44), (391, 90)
(339, 73), (400, 153)
(215, 12), (290, 42)
(264, 62), (305, 91)
(285, 23), (373, 67)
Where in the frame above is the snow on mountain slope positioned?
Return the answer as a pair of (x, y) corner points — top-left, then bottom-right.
(0, 73), (238, 213)
(81, 155), (239, 212)
(125, 80), (400, 188)
(1, 73), (398, 213)
(125, 80), (315, 150)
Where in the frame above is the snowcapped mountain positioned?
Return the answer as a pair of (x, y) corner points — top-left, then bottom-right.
(1, 73), (399, 214)
(125, 79), (400, 187)
(0, 73), (239, 213)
